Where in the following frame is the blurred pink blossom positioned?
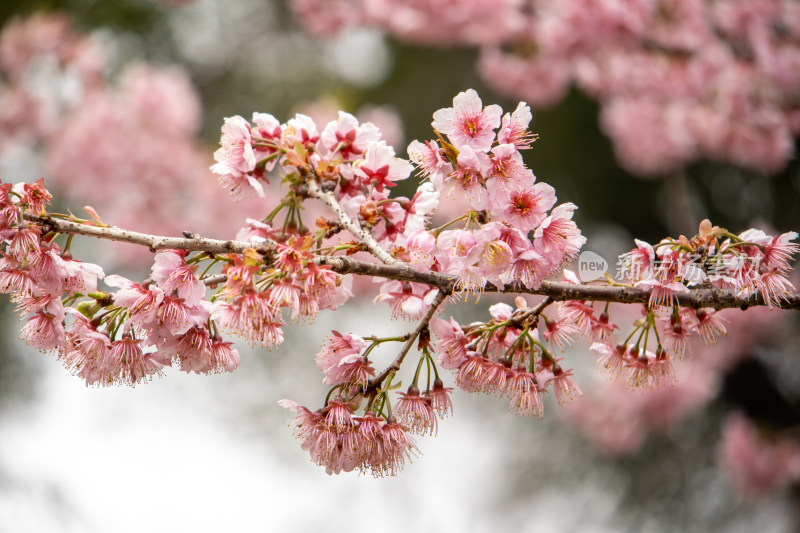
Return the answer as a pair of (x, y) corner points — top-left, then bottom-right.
(295, 0), (800, 176)
(718, 413), (800, 500)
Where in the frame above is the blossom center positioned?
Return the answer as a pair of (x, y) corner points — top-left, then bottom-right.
(510, 191), (536, 216)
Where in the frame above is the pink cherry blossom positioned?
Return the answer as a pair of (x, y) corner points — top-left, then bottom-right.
(719, 413), (800, 500)
(314, 331), (368, 386)
(431, 89), (502, 152)
(402, 182), (440, 234)
(212, 290), (284, 348)
(208, 337), (242, 373)
(542, 316), (578, 352)
(442, 145), (490, 208)
(489, 180), (556, 233)
(105, 275), (165, 328)
(395, 385), (437, 436)
(19, 309), (65, 352)
(211, 116), (257, 181)
(486, 143), (533, 187)
(509, 248), (549, 289)
(61, 259), (104, 295)
(320, 111), (381, 161)
(151, 250), (205, 306)
(506, 367), (543, 418)
(285, 113), (320, 148)
(533, 202), (586, 261)
(424, 379), (454, 419)
(110, 335), (163, 385)
(592, 342), (628, 380)
(406, 139), (448, 182)
(429, 317), (471, 369)
(497, 102), (536, 149)
(354, 140), (414, 191)
(456, 354), (491, 393)
(0, 255), (38, 297)
(618, 239), (655, 281)
(374, 280), (438, 320)
(551, 366), (582, 405)
(251, 112), (283, 168)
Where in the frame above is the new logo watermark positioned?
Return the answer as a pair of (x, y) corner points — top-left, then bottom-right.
(577, 251), (608, 282)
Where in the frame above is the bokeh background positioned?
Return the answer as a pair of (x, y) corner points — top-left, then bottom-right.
(1, 1), (800, 531)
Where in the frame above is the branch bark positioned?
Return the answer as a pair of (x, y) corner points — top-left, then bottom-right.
(303, 179), (397, 265)
(367, 290), (448, 393)
(24, 213), (276, 257)
(23, 212), (800, 311)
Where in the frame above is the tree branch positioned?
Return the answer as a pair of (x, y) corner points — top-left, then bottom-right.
(367, 290), (448, 393)
(303, 179), (397, 265)
(316, 256), (800, 311)
(24, 213), (276, 258)
(23, 213), (800, 311)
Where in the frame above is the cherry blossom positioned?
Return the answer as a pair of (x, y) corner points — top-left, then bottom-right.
(431, 89), (502, 152)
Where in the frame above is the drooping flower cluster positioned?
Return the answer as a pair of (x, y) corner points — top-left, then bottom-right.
(565, 304), (787, 458)
(282, 325), (454, 474)
(314, 331), (374, 389)
(1, 186), (232, 384)
(0, 181), (255, 383)
(280, 398), (418, 476)
(575, 219), (798, 394)
(430, 299), (583, 418)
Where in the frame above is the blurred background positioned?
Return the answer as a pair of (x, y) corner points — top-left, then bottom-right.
(1, 0), (800, 531)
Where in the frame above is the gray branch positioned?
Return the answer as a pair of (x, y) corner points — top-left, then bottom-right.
(23, 213), (800, 311)
(303, 179), (397, 265)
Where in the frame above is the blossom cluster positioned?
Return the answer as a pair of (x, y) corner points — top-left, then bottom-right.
(291, 0), (800, 176)
(211, 89), (586, 318)
(212, 236), (352, 347)
(280, 397), (418, 476)
(2, 86), (798, 485)
(0, 187), (240, 384)
(404, 90), (586, 294)
(225, 89), (590, 472)
(565, 313), (799, 496)
(283, 331), (454, 475)
(0, 173), (364, 386)
(619, 219), (798, 310)
(431, 299), (583, 418)
(560, 221), (793, 393)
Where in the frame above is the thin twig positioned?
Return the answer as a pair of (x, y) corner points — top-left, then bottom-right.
(304, 179), (397, 265)
(509, 296), (554, 327)
(367, 290), (448, 393)
(203, 274), (228, 287)
(24, 213), (276, 257)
